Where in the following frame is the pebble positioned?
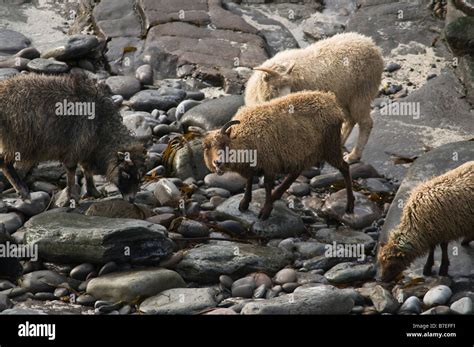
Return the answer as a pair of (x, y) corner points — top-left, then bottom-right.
(0, 280), (15, 291)
(53, 287), (69, 298)
(76, 293), (97, 306)
(219, 275), (233, 289)
(450, 297), (473, 315)
(351, 306), (364, 314)
(98, 261), (118, 277)
(274, 268), (297, 285)
(216, 220), (246, 236)
(324, 262), (376, 284)
(147, 213), (176, 228)
(135, 64), (153, 85)
(19, 270), (69, 293)
(249, 272), (273, 289)
(34, 292), (56, 301)
(153, 178), (181, 206)
(423, 285), (452, 307)
(369, 285), (399, 313)
(421, 306), (452, 315)
(26, 58), (69, 74)
(153, 124), (171, 137)
(70, 263), (95, 281)
(119, 305), (132, 315)
(253, 284), (267, 299)
(175, 219), (209, 238)
(399, 296), (422, 314)
(175, 99), (201, 121)
(385, 62), (401, 72)
(288, 182), (311, 197)
(0, 293), (12, 312)
(204, 172), (246, 194)
(282, 282), (299, 293)
(231, 277), (256, 298)
(105, 76), (141, 99)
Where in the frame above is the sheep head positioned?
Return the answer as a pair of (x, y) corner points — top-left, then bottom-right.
(377, 236), (409, 282)
(252, 61), (296, 100)
(202, 120), (241, 176)
(108, 143), (147, 202)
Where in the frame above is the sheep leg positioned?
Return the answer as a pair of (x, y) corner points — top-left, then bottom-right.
(258, 174), (275, 220)
(0, 161), (31, 201)
(82, 168), (102, 199)
(423, 246), (435, 276)
(328, 156), (355, 213)
(341, 120), (355, 147)
(271, 172), (300, 202)
(63, 164), (81, 207)
(439, 242), (450, 276)
(346, 113), (373, 164)
(239, 175), (253, 212)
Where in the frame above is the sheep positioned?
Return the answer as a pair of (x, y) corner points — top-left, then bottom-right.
(377, 161), (474, 282)
(0, 73), (146, 205)
(202, 90), (355, 220)
(245, 32), (384, 163)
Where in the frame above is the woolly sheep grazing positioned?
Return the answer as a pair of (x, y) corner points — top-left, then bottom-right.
(377, 161), (474, 282)
(0, 73), (146, 204)
(245, 32), (383, 163)
(202, 91), (355, 220)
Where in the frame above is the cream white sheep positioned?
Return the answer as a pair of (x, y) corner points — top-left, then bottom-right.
(245, 32), (384, 163)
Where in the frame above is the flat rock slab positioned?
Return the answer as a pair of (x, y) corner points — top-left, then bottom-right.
(86, 268), (186, 303)
(140, 287), (218, 314)
(22, 212), (173, 264)
(0, 300), (91, 315)
(361, 71), (474, 181)
(175, 241), (293, 283)
(215, 189), (306, 239)
(240, 285), (354, 314)
(0, 29), (30, 55)
(380, 141), (474, 278)
(346, 0), (447, 55)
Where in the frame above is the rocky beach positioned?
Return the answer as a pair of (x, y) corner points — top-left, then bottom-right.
(0, 0), (472, 318)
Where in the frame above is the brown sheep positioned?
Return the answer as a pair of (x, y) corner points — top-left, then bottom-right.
(245, 32), (384, 163)
(202, 91), (355, 220)
(0, 73), (146, 204)
(377, 161), (474, 282)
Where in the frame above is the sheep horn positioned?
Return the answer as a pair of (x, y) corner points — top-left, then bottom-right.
(220, 120), (241, 135)
(253, 66), (280, 77)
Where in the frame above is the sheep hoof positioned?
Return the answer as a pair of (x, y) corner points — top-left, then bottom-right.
(343, 152), (360, 164)
(238, 200), (250, 212)
(258, 205), (273, 220)
(438, 266), (449, 277)
(422, 267), (432, 277)
(83, 190), (103, 199)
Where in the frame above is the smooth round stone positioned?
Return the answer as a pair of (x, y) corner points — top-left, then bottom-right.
(205, 187), (231, 198)
(423, 285), (452, 307)
(175, 100), (201, 121)
(265, 289), (278, 299)
(153, 124), (171, 137)
(119, 305), (132, 315)
(0, 280), (15, 291)
(15, 47), (40, 60)
(249, 272), (273, 289)
(98, 261), (118, 277)
(76, 294), (96, 306)
(450, 297), (473, 315)
(216, 220), (246, 236)
(26, 58), (69, 74)
(96, 302), (122, 313)
(135, 64), (153, 85)
(274, 268), (297, 285)
(204, 172), (246, 194)
(231, 284), (255, 298)
(219, 275), (233, 289)
(34, 292), (56, 301)
(70, 263), (95, 281)
(351, 305), (364, 314)
(185, 91), (205, 101)
(399, 296), (422, 314)
(253, 284), (267, 299)
(176, 219), (209, 237)
(421, 306), (452, 315)
(282, 282), (299, 293)
(204, 308), (237, 315)
(288, 182), (311, 197)
(385, 62), (401, 72)
(105, 76), (141, 99)
(78, 280), (89, 292)
(111, 94), (123, 106)
(147, 213), (176, 228)
(278, 238), (296, 253)
(53, 287), (69, 298)
(209, 196), (225, 208)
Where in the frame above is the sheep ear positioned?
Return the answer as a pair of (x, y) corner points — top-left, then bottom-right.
(283, 61), (296, 75)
